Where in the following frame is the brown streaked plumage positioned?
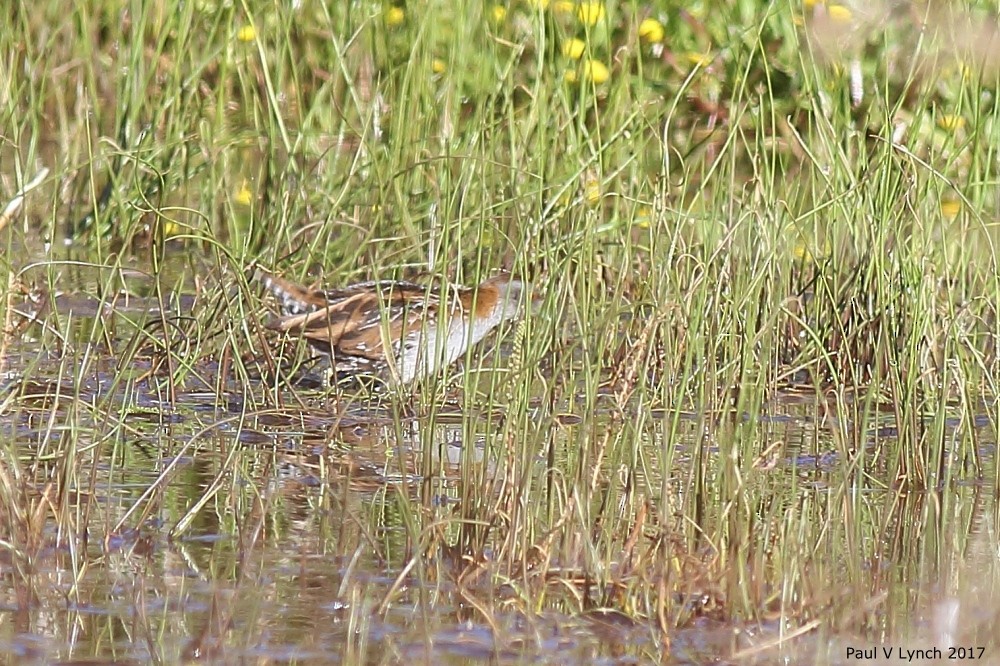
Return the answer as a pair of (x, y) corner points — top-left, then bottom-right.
(256, 271), (528, 384)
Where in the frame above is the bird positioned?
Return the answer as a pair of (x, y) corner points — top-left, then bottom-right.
(255, 270), (530, 385)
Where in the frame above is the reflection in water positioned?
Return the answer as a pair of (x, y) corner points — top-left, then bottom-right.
(1, 282), (999, 664)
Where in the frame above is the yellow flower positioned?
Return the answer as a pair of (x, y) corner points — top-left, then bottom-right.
(236, 25), (256, 42)
(569, 59), (610, 84)
(576, 2), (605, 25)
(940, 198), (961, 220)
(587, 59), (609, 83)
(957, 60), (973, 82)
(638, 18), (665, 44)
(161, 220), (182, 237)
(551, 0), (574, 14)
(634, 206), (652, 228)
(491, 5), (507, 22)
(686, 52), (713, 68)
(803, 0), (825, 8)
(937, 114), (965, 131)
(431, 58), (447, 73)
(235, 181), (253, 206)
(590, 60), (610, 83)
(584, 178), (601, 206)
(562, 38), (586, 59)
(385, 6), (405, 26)
(791, 238), (830, 262)
(827, 4), (853, 23)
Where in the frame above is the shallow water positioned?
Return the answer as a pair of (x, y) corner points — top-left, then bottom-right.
(2, 255), (999, 664)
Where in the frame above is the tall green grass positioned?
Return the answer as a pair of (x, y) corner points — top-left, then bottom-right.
(2, 0), (1000, 660)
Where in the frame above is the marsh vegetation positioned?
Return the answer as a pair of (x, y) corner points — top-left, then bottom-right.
(2, 0), (1000, 663)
